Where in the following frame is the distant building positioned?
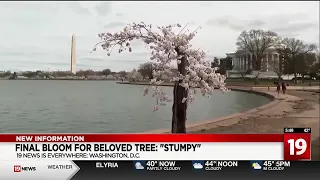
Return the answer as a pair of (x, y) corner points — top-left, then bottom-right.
(106, 75), (115, 80)
(71, 34), (76, 74)
(16, 76), (28, 79)
(226, 47), (281, 77)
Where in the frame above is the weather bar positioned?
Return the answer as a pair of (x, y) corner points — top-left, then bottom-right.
(132, 160), (240, 171)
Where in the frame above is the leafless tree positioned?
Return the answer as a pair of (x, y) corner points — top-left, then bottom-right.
(236, 30), (280, 83)
(277, 38), (317, 83)
(138, 62), (156, 80)
(269, 56), (283, 80)
(236, 29), (280, 70)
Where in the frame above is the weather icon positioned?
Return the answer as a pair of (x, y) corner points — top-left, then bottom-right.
(193, 163), (203, 169)
(134, 161), (145, 170)
(252, 162), (262, 170)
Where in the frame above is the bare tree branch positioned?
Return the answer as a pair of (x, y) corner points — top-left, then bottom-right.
(236, 29), (280, 71)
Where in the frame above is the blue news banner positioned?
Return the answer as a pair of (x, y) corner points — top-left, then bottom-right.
(70, 160), (320, 180)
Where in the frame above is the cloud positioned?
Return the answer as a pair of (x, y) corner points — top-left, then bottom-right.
(135, 162), (144, 170)
(130, 52), (150, 57)
(247, 20), (265, 27)
(265, 12), (311, 24)
(252, 162), (261, 170)
(81, 57), (104, 62)
(115, 13), (124, 17)
(188, 21), (197, 26)
(0, 1), (318, 72)
(130, 40), (145, 48)
(2, 2), (91, 15)
(206, 16), (247, 31)
(266, 13), (319, 35)
(3, 60), (68, 67)
(193, 163), (203, 169)
(0, 51), (48, 57)
(114, 60), (146, 63)
(198, 2), (212, 7)
(104, 22), (126, 29)
(206, 13), (318, 34)
(95, 2), (112, 16)
(65, 2), (91, 15)
(271, 22), (318, 34)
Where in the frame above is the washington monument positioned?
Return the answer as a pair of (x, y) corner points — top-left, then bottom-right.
(70, 33), (76, 74)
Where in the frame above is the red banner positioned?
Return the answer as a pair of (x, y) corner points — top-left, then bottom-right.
(0, 134), (283, 142)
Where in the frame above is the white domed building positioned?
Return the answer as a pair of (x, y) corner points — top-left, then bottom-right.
(226, 46), (282, 78)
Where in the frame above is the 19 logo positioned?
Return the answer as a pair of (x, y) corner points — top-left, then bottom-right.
(284, 133), (310, 160)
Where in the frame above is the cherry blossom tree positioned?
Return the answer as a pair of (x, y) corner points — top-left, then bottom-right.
(92, 22), (227, 133)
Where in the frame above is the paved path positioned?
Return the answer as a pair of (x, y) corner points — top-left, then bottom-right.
(252, 86), (319, 90)
(141, 86), (319, 159)
(190, 89), (319, 159)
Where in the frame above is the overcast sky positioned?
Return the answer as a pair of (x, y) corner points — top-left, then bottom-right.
(0, 1), (318, 72)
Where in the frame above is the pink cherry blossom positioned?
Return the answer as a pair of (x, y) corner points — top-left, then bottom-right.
(92, 22), (228, 110)
(153, 105), (159, 111)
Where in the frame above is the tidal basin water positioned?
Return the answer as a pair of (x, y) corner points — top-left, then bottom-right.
(0, 81), (270, 133)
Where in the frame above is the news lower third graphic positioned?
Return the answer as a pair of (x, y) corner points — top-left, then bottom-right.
(2, 161), (320, 179)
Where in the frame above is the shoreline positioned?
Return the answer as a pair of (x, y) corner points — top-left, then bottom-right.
(141, 87), (277, 134)
(141, 86), (319, 134)
(2, 79), (318, 87)
(116, 81), (320, 87)
(139, 87), (319, 159)
(0, 79), (118, 81)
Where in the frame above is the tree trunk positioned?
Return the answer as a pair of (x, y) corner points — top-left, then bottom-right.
(171, 82), (188, 133)
(257, 56), (262, 71)
(248, 55), (251, 71)
(171, 49), (188, 133)
(149, 64), (154, 80)
(278, 75), (282, 82)
(292, 55), (297, 84)
(241, 73), (245, 81)
(294, 73), (297, 84)
(254, 71), (260, 85)
(254, 76), (259, 85)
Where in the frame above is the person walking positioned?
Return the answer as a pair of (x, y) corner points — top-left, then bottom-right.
(282, 82), (286, 94)
(276, 82), (281, 94)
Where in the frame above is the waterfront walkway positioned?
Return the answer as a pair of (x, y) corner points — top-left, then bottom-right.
(189, 88), (319, 160)
(142, 86), (319, 159)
